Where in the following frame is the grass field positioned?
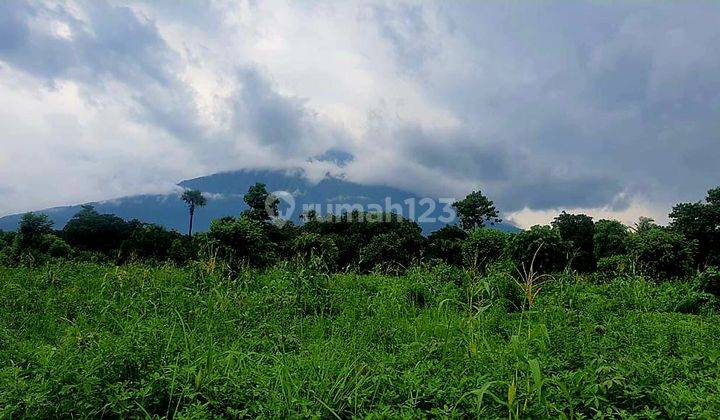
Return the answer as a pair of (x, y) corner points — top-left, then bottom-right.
(1, 262), (719, 418)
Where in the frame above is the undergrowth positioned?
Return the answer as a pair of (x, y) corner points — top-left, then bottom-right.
(0, 262), (718, 418)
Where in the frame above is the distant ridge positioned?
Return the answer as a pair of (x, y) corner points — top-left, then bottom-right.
(0, 169), (521, 234)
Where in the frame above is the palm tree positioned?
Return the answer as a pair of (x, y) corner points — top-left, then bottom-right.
(181, 189), (208, 236)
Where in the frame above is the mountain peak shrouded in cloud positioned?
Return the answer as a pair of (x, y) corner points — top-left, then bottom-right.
(0, 169), (521, 234)
(310, 149), (355, 167)
(1, 1), (719, 227)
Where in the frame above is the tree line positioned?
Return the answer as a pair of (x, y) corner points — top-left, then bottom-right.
(1, 183), (719, 284)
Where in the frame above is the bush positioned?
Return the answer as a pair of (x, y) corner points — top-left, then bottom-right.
(626, 228), (696, 280)
(596, 255), (635, 281)
(292, 232), (339, 270)
(697, 266), (720, 296)
(359, 231), (423, 273)
(207, 216), (277, 268)
(41, 234), (73, 258)
(462, 228), (507, 271)
(507, 225), (569, 274)
(426, 225), (467, 266)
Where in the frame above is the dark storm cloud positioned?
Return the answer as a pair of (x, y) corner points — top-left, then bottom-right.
(0, 2), (170, 84)
(495, 176), (627, 213)
(395, 125), (511, 181)
(373, 1), (720, 210)
(312, 149), (355, 167)
(2, 0), (719, 219)
(226, 67), (348, 157)
(391, 124), (626, 212)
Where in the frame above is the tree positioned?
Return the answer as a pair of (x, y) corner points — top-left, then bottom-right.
(13, 213), (71, 262)
(119, 222), (183, 262)
(462, 228), (507, 271)
(181, 190), (207, 236)
(18, 212), (54, 249)
(669, 187), (720, 267)
(594, 219), (629, 259)
(627, 228), (696, 279)
(359, 230), (424, 273)
(507, 225), (569, 274)
(552, 212), (595, 272)
(207, 216), (276, 268)
(452, 190), (500, 230)
(243, 183), (278, 222)
(302, 210), (424, 270)
(426, 225), (468, 266)
(62, 205), (131, 254)
(631, 216), (659, 234)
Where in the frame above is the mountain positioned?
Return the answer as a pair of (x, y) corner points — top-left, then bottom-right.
(0, 169), (521, 234)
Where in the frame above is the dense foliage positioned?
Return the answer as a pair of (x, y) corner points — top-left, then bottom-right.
(1, 186), (719, 280)
(0, 263), (718, 417)
(2, 185), (720, 416)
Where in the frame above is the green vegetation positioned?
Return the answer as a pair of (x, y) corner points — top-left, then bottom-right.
(1, 185), (720, 417)
(1, 263), (718, 417)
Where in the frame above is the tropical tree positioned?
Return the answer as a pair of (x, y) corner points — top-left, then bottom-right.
(452, 190), (501, 230)
(62, 205), (131, 253)
(507, 225), (569, 274)
(626, 227), (696, 279)
(243, 183), (278, 222)
(426, 225), (468, 266)
(552, 211), (595, 272)
(462, 228), (508, 271)
(669, 186), (720, 267)
(18, 212), (54, 249)
(181, 190), (207, 236)
(594, 219), (629, 259)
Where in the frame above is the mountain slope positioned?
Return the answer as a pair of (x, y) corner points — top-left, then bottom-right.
(0, 170), (520, 234)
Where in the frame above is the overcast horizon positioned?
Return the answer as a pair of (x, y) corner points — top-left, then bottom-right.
(1, 0), (719, 228)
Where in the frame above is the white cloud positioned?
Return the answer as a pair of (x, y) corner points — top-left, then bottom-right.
(1, 0), (719, 227)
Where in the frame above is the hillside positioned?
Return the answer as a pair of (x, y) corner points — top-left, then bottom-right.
(0, 169), (520, 234)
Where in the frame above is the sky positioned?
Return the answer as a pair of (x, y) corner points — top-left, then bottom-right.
(0, 0), (719, 228)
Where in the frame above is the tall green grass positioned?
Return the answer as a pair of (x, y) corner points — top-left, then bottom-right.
(0, 263), (718, 418)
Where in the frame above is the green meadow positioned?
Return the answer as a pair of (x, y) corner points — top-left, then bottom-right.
(1, 262), (718, 418)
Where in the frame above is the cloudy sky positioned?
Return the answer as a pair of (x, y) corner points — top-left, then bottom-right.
(1, 0), (719, 227)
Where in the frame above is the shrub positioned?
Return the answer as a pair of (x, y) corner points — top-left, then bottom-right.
(207, 216), (277, 268)
(41, 234), (73, 258)
(462, 228), (507, 271)
(359, 231), (423, 273)
(507, 225), (569, 274)
(292, 232), (339, 270)
(426, 225), (467, 266)
(696, 266), (720, 296)
(596, 255), (635, 281)
(626, 228), (696, 280)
